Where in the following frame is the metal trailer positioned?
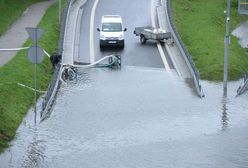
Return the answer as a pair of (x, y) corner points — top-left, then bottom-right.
(133, 26), (171, 44)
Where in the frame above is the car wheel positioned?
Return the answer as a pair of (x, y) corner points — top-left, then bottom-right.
(100, 45), (104, 50)
(140, 35), (146, 44)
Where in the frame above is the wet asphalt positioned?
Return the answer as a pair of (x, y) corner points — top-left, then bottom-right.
(1, 67), (248, 168)
(79, 0), (169, 68)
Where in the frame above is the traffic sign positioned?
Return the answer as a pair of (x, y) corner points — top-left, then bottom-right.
(26, 27), (44, 42)
(25, 27), (45, 125)
(28, 46), (44, 64)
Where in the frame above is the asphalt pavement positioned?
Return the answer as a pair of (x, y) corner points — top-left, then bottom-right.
(79, 0), (168, 68)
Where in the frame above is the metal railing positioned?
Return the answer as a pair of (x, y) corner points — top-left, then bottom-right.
(41, 65), (60, 115)
(41, 0), (73, 120)
(162, 0), (204, 97)
(237, 73), (248, 96)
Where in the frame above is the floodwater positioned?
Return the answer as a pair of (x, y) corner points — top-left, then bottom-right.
(0, 66), (248, 168)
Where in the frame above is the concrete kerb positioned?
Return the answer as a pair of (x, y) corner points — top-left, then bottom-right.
(156, 6), (182, 79)
(61, 0), (74, 64)
(62, 0), (87, 66)
(162, 0), (204, 98)
(73, 1), (86, 63)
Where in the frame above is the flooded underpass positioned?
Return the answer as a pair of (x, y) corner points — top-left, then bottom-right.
(1, 66), (248, 168)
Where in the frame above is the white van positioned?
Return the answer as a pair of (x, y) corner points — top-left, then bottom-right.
(97, 15), (127, 49)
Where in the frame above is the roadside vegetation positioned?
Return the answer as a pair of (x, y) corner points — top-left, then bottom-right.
(0, 0), (45, 36)
(171, 0), (248, 81)
(0, 0), (66, 153)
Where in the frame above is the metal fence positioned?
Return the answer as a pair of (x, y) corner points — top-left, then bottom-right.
(163, 0), (204, 97)
(41, 0), (73, 120)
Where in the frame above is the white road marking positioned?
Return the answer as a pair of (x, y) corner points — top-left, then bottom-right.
(90, 0), (100, 63)
(150, 0), (170, 70)
(157, 42), (170, 70)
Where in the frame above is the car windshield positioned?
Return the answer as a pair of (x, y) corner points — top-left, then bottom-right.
(102, 22), (122, 32)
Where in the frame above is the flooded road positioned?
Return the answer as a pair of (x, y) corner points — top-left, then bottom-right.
(1, 66), (248, 168)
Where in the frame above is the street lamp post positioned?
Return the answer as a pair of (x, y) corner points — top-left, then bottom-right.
(223, 0), (231, 96)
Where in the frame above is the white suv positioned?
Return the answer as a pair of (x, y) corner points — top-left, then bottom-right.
(97, 15), (127, 49)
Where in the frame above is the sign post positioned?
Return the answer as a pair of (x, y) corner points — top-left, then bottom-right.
(26, 27), (45, 125)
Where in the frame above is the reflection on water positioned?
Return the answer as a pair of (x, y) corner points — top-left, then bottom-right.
(21, 135), (45, 168)
(0, 66), (248, 168)
(221, 96), (229, 131)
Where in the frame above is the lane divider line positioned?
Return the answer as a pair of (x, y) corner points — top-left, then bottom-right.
(157, 42), (170, 70)
(90, 0), (100, 63)
(150, 0), (170, 70)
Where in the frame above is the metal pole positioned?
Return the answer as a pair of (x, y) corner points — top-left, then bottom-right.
(223, 0), (231, 96)
(34, 29), (37, 125)
(59, 0), (61, 23)
(34, 61), (37, 125)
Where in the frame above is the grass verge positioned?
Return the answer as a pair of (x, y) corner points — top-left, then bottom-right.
(171, 0), (248, 81)
(0, 0), (46, 36)
(0, 0), (66, 153)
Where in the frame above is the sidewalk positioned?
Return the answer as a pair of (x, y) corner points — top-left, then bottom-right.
(0, 0), (55, 67)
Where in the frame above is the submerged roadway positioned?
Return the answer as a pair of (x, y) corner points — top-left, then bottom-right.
(0, 0), (248, 167)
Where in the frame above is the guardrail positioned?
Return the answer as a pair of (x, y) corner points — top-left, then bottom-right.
(237, 73), (248, 96)
(162, 0), (204, 97)
(41, 0), (73, 120)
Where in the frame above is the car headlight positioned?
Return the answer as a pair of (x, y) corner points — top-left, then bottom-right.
(100, 35), (106, 40)
(118, 34), (124, 40)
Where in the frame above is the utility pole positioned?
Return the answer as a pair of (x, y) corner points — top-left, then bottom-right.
(223, 0), (231, 96)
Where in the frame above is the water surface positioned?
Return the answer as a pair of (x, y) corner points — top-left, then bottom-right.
(0, 66), (248, 168)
